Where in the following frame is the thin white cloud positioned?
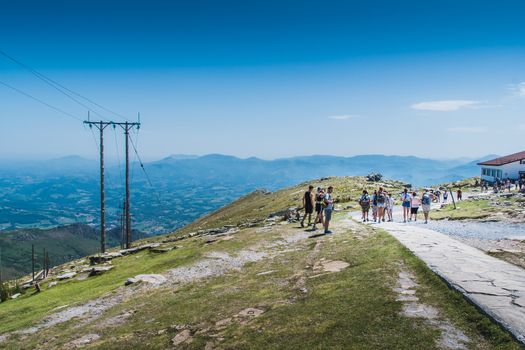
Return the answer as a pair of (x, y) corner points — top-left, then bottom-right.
(328, 114), (360, 120)
(447, 127), (487, 133)
(509, 82), (525, 97)
(411, 100), (482, 111)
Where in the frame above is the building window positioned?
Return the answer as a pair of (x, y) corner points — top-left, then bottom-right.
(521, 159), (525, 164)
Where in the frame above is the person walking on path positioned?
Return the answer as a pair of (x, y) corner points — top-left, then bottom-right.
(421, 189), (434, 224)
(376, 187), (387, 223)
(457, 189), (463, 201)
(301, 185), (315, 228)
(410, 191), (421, 222)
(443, 190), (448, 203)
(401, 188), (411, 223)
(386, 192), (394, 222)
(323, 186), (335, 234)
(312, 187), (325, 230)
(371, 190), (378, 222)
(359, 190), (371, 222)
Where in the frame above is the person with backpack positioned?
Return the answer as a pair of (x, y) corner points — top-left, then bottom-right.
(400, 188), (411, 223)
(301, 185), (315, 228)
(443, 190), (448, 203)
(421, 189), (434, 224)
(386, 192), (394, 222)
(312, 187), (325, 230)
(410, 192), (421, 222)
(376, 187), (387, 223)
(359, 190), (371, 222)
(323, 186), (335, 234)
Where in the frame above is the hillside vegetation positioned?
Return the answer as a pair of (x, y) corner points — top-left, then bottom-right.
(0, 176), (520, 349)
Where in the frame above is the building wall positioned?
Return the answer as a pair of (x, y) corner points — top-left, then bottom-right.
(480, 161), (525, 182)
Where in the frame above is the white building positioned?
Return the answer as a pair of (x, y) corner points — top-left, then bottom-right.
(478, 151), (525, 183)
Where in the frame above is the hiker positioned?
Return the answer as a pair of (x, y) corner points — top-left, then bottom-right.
(410, 192), (421, 221)
(421, 189), (434, 224)
(401, 188), (411, 223)
(323, 186), (334, 234)
(301, 185), (315, 228)
(359, 190), (371, 222)
(457, 189), (463, 201)
(386, 192), (394, 222)
(312, 187), (325, 230)
(443, 190), (448, 203)
(371, 190), (378, 222)
(376, 187), (387, 223)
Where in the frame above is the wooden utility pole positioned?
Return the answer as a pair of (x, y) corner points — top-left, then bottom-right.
(0, 246), (3, 283)
(31, 244), (35, 282)
(84, 119), (140, 251)
(449, 189), (457, 209)
(42, 248), (46, 278)
(84, 119), (110, 253)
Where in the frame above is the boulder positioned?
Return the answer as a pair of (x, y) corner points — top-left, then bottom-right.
(89, 266), (114, 277)
(11, 293), (21, 299)
(125, 274), (167, 286)
(57, 272), (77, 280)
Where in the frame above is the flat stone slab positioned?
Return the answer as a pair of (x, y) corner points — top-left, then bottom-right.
(368, 219), (525, 344)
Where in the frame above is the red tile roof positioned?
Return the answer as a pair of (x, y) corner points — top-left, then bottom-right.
(478, 151), (525, 166)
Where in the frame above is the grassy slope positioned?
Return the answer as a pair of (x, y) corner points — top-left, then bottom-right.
(430, 195), (525, 221)
(0, 176), (521, 349)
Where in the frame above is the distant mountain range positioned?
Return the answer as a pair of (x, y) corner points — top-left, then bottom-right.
(0, 153), (492, 237)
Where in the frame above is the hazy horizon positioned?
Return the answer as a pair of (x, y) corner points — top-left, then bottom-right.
(2, 1), (525, 160)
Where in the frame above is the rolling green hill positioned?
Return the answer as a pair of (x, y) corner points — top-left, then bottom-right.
(0, 176), (520, 349)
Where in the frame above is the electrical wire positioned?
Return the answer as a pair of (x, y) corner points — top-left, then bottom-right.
(0, 50), (130, 122)
(0, 79), (83, 122)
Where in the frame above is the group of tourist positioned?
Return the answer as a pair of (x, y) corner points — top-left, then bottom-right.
(301, 185), (334, 234)
(480, 178), (525, 193)
(300, 184), (442, 235)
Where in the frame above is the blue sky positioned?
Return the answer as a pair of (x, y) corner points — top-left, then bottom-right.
(1, 0), (525, 160)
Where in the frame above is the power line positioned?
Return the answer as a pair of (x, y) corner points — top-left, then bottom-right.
(0, 79), (83, 122)
(0, 50), (130, 122)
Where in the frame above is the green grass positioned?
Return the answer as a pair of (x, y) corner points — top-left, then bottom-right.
(2, 214), (520, 349)
(430, 200), (493, 220)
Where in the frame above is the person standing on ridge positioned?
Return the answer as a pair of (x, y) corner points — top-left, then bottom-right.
(371, 190), (378, 222)
(376, 187), (387, 223)
(410, 191), (421, 222)
(312, 187), (325, 230)
(301, 185), (315, 228)
(359, 190), (371, 222)
(421, 189), (434, 224)
(323, 186), (335, 234)
(386, 192), (394, 222)
(457, 188), (463, 201)
(401, 188), (411, 223)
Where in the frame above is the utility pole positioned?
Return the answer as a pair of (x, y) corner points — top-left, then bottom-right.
(84, 119), (140, 251)
(0, 246), (3, 283)
(31, 244), (35, 282)
(84, 119), (110, 253)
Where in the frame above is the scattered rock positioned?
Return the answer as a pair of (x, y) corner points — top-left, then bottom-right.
(215, 318), (232, 328)
(321, 260), (350, 273)
(57, 272), (76, 280)
(172, 329), (193, 347)
(89, 266), (114, 277)
(257, 270), (276, 276)
(48, 281), (58, 289)
(150, 247), (174, 253)
(11, 293), (21, 300)
(235, 308), (265, 323)
(69, 333), (100, 348)
(125, 274), (167, 286)
(89, 252), (122, 265)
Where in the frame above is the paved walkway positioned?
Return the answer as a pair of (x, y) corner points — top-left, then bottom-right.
(352, 214), (525, 344)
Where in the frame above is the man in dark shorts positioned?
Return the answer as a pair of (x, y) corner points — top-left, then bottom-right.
(312, 187), (325, 230)
(301, 185), (315, 227)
